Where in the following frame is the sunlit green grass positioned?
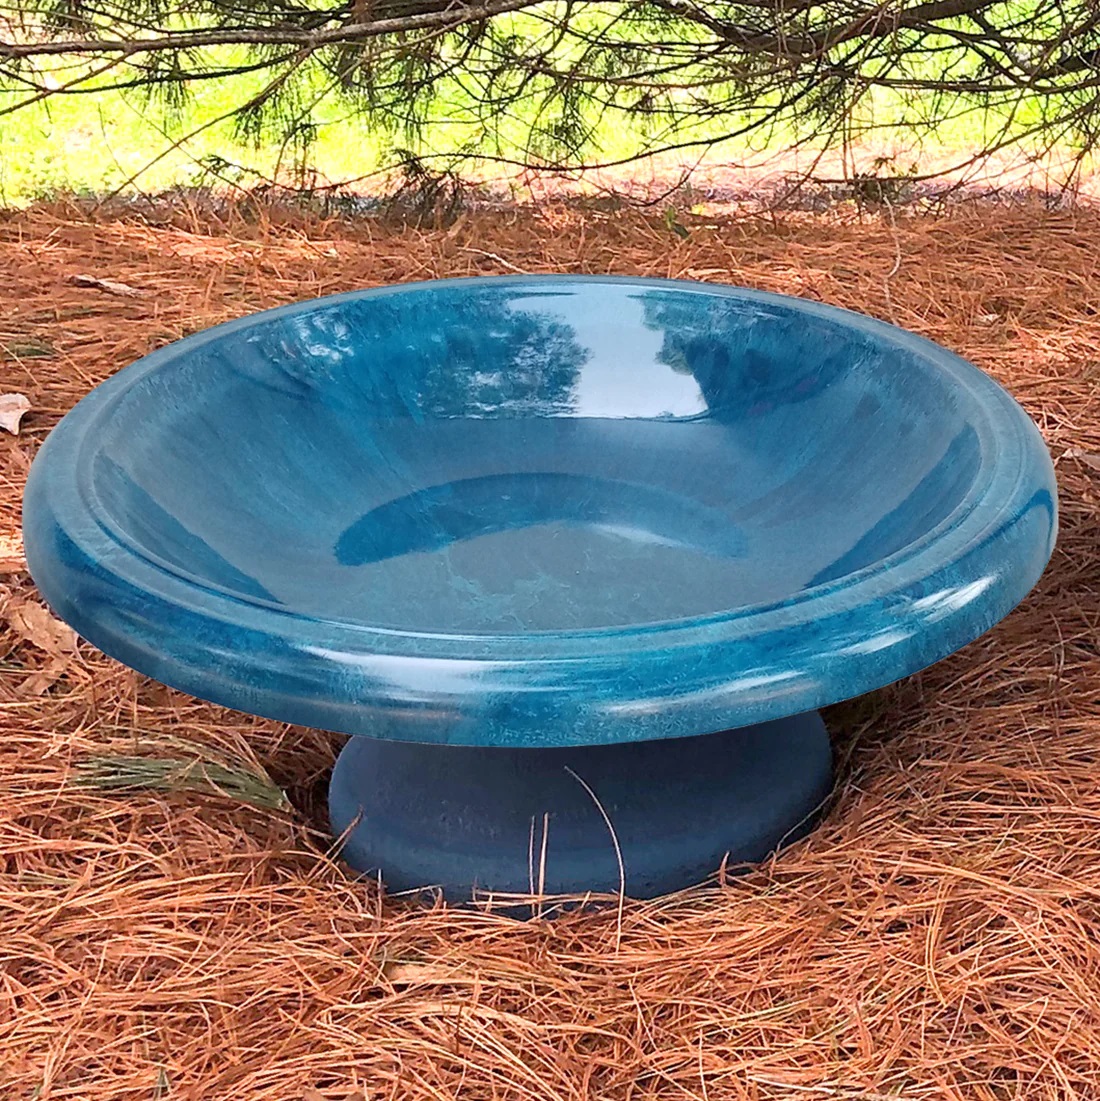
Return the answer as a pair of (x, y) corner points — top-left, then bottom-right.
(1, 69), (379, 202)
(0, 44), (1077, 206)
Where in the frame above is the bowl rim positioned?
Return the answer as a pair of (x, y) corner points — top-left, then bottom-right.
(23, 274), (1057, 742)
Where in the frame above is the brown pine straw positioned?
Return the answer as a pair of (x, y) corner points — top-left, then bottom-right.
(2, 196), (1100, 1100)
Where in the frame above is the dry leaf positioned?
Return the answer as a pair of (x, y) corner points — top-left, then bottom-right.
(382, 960), (475, 986)
(69, 273), (148, 298)
(0, 594), (76, 695)
(1062, 447), (1100, 471)
(19, 656), (71, 696)
(0, 532), (25, 574)
(0, 393), (31, 435)
(4, 598), (77, 655)
(383, 961), (444, 985)
(302, 1089), (326, 1101)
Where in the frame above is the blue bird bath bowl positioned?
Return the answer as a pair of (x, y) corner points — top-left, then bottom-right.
(23, 276), (1057, 900)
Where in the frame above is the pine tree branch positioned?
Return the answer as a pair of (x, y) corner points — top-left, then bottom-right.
(0, 0), (546, 59)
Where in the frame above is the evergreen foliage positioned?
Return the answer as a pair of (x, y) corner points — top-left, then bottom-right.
(4, 2), (1100, 175)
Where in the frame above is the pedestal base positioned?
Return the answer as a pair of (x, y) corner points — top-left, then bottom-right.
(328, 713), (832, 901)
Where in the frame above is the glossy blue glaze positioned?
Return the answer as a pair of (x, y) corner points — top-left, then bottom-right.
(23, 277), (1057, 747)
(330, 713), (832, 899)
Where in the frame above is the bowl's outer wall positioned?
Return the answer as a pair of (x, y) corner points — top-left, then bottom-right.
(23, 277), (1057, 747)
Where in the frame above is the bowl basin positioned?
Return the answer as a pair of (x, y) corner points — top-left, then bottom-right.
(24, 276), (1057, 748)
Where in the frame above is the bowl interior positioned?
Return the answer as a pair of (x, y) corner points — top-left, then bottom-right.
(85, 281), (986, 634)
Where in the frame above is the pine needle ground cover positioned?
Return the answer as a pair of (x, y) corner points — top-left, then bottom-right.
(1, 199), (1098, 1099)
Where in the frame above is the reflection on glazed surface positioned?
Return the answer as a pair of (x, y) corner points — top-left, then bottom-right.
(88, 282), (984, 633)
(24, 276), (1057, 746)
